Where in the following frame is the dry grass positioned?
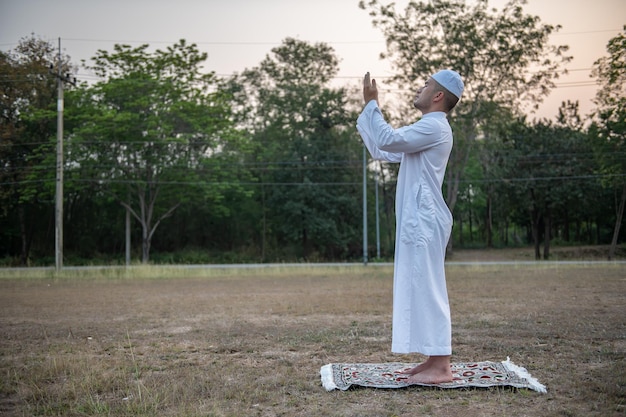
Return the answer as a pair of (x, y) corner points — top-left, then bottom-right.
(0, 261), (624, 416)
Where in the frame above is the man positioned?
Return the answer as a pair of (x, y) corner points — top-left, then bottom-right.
(356, 70), (464, 384)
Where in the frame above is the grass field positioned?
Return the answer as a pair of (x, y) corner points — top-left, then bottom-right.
(0, 260), (624, 416)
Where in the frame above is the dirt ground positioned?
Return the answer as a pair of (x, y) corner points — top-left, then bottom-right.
(0, 251), (624, 416)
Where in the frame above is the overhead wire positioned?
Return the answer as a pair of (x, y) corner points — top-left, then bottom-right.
(2, 172), (624, 188)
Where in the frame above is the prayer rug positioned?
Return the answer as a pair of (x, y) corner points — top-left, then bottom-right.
(320, 357), (546, 393)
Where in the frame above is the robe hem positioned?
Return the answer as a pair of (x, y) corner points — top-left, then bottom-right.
(391, 346), (452, 356)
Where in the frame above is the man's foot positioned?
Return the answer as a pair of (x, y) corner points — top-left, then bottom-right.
(397, 362), (427, 376)
(405, 367), (453, 384)
(400, 355), (453, 384)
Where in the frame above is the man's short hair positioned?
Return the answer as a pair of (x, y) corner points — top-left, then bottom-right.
(432, 81), (460, 112)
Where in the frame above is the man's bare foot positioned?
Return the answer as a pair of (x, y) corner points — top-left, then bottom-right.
(397, 362), (427, 376)
(402, 355), (453, 384)
(406, 367), (453, 384)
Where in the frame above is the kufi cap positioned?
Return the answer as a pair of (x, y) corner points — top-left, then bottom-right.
(432, 69), (464, 99)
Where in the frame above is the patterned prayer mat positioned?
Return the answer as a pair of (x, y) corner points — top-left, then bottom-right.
(320, 358), (546, 393)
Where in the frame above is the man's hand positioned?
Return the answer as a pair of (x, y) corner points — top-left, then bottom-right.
(363, 72), (379, 105)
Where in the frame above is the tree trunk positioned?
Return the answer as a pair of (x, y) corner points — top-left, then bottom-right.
(529, 189), (542, 259)
(18, 206), (31, 266)
(142, 231), (151, 263)
(469, 207), (473, 243)
(504, 220), (509, 246)
(533, 223), (541, 259)
(261, 184), (266, 262)
(121, 189), (180, 264)
(608, 184), (626, 260)
(530, 208), (542, 260)
(543, 210), (551, 260)
(486, 194), (493, 248)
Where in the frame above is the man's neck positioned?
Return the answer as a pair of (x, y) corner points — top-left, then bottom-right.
(417, 104), (447, 116)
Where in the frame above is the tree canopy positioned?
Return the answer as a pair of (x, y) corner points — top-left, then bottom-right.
(0, 35), (72, 265)
(0, 16), (624, 266)
(358, 0), (572, 218)
(68, 40), (239, 262)
(228, 38), (364, 260)
(590, 26), (626, 259)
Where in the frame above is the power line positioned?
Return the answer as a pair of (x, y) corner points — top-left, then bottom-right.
(554, 29), (622, 36)
(2, 27), (619, 56)
(50, 29), (626, 46)
(2, 172), (624, 188)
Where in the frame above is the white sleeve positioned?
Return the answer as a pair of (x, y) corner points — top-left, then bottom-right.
(356, 100), (403, 163)
(357, 100), (443, 155)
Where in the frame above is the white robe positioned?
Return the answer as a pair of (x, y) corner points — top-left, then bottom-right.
(356, 100), (453, 356)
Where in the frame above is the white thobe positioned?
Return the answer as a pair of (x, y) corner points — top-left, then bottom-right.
(357, 100), (453, 356)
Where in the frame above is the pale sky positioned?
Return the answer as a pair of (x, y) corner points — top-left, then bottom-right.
(1, 0), (624, 120)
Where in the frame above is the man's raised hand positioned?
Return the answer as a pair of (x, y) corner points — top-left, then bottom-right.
(363, 72), (379, 105)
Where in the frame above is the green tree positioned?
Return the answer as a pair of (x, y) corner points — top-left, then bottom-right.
(590, 27), (626, 260)
(68, 40), (237, 263)
(499, 112), (598, 259)
(0, 35), (71, 265)
(229, 38), (363, 260)
(471, 105), (519, 248)
(358, 0), (571, 223)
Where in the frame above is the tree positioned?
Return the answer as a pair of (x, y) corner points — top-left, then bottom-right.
(358, 0), (571, 224)
(68, 40), (237, 263)
(0, 35), (72, 265)
(499, 111), (598, 259)
(471, 104), (520, 248)
(228, 38), (363, 260)
(590, 27), (626, 260)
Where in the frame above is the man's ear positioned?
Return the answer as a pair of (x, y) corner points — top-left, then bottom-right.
(433, 91), (445, 103)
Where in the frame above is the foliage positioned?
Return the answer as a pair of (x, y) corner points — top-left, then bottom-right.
(0, 35), (73, 264)
(67, 40), (240, 262)
(589, 27), (626, 192)
(228, 38), (364, 260)
(590, 26), (626, 259)
(496, 111), (601, 258)
(0, 23), (623, 264)
(358, 0), (572, 214)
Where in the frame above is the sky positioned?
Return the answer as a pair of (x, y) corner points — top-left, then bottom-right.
(0, 0), (624, 120)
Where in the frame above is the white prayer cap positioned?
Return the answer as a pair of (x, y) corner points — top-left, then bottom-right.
(432, 69), (464, 99)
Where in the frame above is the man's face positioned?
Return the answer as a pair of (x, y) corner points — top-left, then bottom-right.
(413, 77), (436, 110)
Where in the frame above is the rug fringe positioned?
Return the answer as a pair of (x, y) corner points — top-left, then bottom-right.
(320, 364), (337, 391)
(502, 357), (547, 393)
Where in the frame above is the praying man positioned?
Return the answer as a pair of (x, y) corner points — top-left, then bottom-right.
(356, 69), (464, 384)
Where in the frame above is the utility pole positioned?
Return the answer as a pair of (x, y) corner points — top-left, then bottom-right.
(375, 169), (380, 259)
(50, 38), (75, 272)
(126, 191), (131, 266)
(362, 145), (368, 265)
